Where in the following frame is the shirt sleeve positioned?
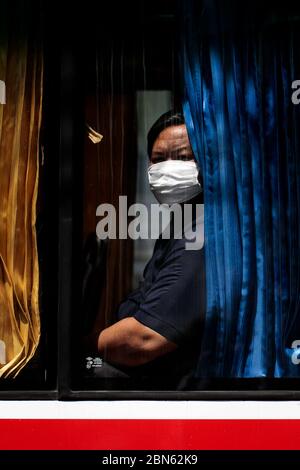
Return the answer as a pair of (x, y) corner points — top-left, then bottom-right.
(116, 287), (143, 320)
(133, 239), (206, 346)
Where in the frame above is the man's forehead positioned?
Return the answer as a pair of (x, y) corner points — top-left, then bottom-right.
(152, 125), (190, 152)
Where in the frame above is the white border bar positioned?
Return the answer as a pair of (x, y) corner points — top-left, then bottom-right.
(0, 401), (300, 419)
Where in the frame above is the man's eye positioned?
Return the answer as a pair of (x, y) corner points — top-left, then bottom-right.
(152, 156), (165, 163)
(178, 154), (193, 161)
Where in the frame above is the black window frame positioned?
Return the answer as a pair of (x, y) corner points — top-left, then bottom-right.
(1, 0), (300, 401)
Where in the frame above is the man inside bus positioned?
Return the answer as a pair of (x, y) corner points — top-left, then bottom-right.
(86, 110), (206, 388)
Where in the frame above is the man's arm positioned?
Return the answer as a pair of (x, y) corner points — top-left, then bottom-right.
(97, 317), (177, 367)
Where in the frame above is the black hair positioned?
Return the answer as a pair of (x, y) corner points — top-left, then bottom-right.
(147, 109), (185, 157)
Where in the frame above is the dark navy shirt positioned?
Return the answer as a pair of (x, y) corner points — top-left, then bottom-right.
(116, 204), (206, 389)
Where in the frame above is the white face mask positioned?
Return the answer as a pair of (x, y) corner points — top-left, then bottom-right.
(148, 159), (202, 204)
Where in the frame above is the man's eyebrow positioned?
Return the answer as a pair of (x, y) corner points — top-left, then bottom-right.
(151, 146), (192, 156)
(170, 146), (192, 153)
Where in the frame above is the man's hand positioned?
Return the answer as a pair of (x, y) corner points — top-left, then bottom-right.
(97, 317), (177, 367)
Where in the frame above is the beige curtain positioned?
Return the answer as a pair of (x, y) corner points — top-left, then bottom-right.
(0, 2), (43, 378)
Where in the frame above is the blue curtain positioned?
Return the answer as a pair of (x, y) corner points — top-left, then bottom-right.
(180, 0), (300, 377)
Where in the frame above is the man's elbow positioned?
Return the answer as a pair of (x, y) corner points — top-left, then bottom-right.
(101, 339), (160, 368)
(127, 336), (177, 366)
(117, 346), (151, 367)
(99, 329), (177, 367)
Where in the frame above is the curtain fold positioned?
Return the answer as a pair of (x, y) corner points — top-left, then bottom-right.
(0, 0), (43, 378)
(180, 0), (300, 377)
